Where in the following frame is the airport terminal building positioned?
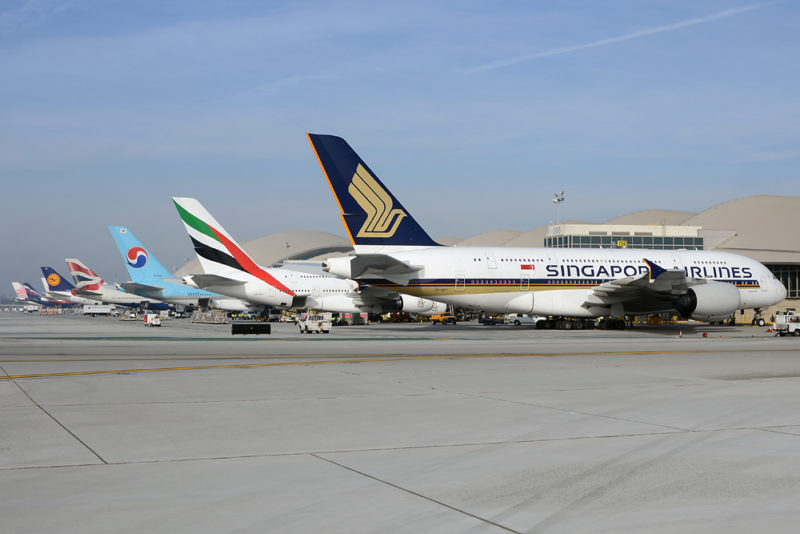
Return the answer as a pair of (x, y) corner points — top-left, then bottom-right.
(177, 195), (799, 305)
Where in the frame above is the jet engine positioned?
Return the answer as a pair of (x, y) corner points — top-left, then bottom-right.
(395, 295), (439, 315)
(321, 257), (354, 279)
(675, 281), (741, 322)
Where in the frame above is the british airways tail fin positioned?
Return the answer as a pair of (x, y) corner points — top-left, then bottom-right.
(109, 226), (173, 282)
(41, 266), (76, 292)
(65, 258), (105, 291)
(306, 133), (441, 249)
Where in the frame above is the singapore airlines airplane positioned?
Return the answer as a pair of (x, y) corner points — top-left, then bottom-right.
(172, 197), (445, 316)
(307, 134), (787, 322)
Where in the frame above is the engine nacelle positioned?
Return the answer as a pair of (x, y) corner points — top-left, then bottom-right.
(322, 257), (354, 279)
(398, 295), (439, 315)
(211, 298), (249, 312)
(676, 281), (741, 322)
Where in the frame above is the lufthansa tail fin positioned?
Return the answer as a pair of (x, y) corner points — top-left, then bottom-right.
(172, 197), (295, 296)
(306, 133), (441, 249)
(108, 226), (174, 283)
(41, 266), (76, 292)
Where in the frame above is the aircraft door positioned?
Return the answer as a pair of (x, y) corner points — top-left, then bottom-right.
(455, 274), (465, 292)
(520, 272), (529, 291)
(485, 251), (497, 269)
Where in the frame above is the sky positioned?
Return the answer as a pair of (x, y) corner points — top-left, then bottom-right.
(2, 0), (799, 292)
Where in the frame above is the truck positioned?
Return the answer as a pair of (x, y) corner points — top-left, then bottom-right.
(82, 304), (115, 317)
(430, 312), (457, 325)
(774, 311), (800, 337)
(297, 313), (332, 334)
(143, 313), (162, 327)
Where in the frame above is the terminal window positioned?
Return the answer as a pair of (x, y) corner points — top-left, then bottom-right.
(766, 264), (799, 299)
(546, 236), (703, 250)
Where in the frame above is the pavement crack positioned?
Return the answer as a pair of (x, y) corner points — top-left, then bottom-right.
(310, 453), (522, 533)
(0, 363), (107, 465)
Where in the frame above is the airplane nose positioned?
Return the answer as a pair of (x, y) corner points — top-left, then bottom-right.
(776, 278), (787, 301)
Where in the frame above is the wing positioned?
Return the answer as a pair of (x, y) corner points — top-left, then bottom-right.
(582, 258), (695, 314)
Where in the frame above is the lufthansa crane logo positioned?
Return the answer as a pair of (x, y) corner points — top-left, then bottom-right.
(47, 273), (61, 287)
(348, 164), (407, 238)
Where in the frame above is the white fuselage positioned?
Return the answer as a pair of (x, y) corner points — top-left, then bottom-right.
(186, 267), (367, 313)
(326, 247), (786, 317)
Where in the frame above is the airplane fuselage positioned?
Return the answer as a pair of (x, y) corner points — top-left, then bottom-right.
(327, 247), (786, 318)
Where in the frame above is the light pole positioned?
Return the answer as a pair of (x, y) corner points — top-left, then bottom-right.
(553, 191), (565, 225)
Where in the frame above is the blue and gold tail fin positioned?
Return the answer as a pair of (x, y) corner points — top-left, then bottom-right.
(41, 266), (76, 292)
(109, 226), (174, 282)
(307, 133), (441, 249)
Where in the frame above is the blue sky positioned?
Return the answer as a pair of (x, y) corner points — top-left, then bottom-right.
(2, 0), (798, 290)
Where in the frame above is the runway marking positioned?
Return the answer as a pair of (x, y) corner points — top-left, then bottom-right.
(1, 347), (799, 380)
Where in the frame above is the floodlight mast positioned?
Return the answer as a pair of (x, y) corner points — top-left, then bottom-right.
(553, 191), (565, 225)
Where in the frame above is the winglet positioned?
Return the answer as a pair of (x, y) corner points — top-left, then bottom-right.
(643, 258), (667, 280)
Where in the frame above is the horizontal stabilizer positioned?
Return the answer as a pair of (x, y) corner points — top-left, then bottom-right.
(189, 274), (247, 288)
(119, 282), (164, 297)
(350, 254), (421, 278)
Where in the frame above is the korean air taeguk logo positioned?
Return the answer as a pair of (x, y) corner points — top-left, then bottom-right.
(126, 246), (148, 268)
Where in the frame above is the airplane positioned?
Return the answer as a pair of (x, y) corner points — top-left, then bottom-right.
(40, 266), (102, 305)
(108, 225), (255, 312)
(306, 133), (787, 322)
(64, 258), (171, 311)
(12, 281), (76, 308)
(172, 196), (445, 316)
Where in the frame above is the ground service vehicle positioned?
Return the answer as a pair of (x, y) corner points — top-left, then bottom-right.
(298, 313), (332, 334)
(774, 312), (800, 337)
(506, 313), (546, 326)
(431, 312), (456, 324)
(144, 313), (162, 327)
(83, 304), (114, 316)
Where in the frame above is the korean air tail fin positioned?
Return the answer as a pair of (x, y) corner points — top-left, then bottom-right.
(108, 226), (174, 282)
(306, 133), (441, 249)
(41, 266), (76, 292)
(172, 197), (296, 296)
(65, 258), (105, 291)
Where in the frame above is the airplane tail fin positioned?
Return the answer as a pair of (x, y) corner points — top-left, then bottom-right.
(41, 266), (76, 292)
(108, 226), (174, 282)
(306, 133), (441, 249)
(65, 258), (105, 291)
(22, 282), (47, 303)
(11, 282), (26, 301)
(172, 197), (295, 296)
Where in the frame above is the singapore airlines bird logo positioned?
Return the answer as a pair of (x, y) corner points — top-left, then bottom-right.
(348, 164), (406, 238)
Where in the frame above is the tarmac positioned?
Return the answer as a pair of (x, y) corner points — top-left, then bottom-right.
(2, 312), (800, 533)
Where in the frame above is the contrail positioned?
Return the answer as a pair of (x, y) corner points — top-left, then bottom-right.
(464, 2), (777, 73)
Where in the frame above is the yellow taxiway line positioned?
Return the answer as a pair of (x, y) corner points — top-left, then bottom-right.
(1, 347), (799, 380)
